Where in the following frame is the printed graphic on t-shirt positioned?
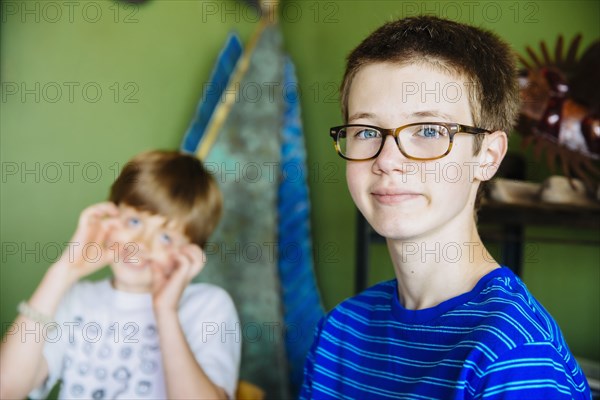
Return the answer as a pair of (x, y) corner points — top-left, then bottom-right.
(59, 315), (163, 399)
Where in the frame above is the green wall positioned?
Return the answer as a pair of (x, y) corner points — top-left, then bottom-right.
(2, 0), (599, 376)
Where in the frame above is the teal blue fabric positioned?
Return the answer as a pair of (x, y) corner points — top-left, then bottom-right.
(278, 57), (324, 397)
(182, 24), (324, 399)
(192, 25), (290, 399)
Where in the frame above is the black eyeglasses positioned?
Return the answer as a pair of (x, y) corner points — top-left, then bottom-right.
(330, 122), (490, 161)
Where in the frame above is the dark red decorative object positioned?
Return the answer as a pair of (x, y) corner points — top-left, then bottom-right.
(517, 35), (600, 193)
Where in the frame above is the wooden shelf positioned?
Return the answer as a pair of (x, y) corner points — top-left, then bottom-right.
(478, 200), (600, 230)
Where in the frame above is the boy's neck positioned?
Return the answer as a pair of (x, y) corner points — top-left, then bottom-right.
(386, 213), (499, 311)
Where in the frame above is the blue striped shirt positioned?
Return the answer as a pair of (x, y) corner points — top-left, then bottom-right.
(300, 267), (591, 399)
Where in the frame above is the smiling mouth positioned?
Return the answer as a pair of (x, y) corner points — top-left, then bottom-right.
(372, 192), (422, 205)
(122, 258), (147, 270)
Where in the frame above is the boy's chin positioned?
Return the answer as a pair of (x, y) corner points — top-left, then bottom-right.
(109, 276), (153, 293)
(373, 222), (439, 244)
(109, 263), (153, 288)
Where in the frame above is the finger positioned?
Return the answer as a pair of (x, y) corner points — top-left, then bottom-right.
(99, 217), (122, 241)
(172, 252), (193, 275)
(95, 218), (122, 260)
(182, 244), (205, 267)
(180, 244), (205, 278)
(81, 202), (120, 221)
(171, 252), (195, 284)
(78, 203), (121, 235)
(150, 264), (167, 293)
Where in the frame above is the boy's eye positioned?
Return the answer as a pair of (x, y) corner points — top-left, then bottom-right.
(355, 129), (381, 139)
(159, 233), (172, 245)
(415, 125), (445, 139)
(127, 217), (141, 227)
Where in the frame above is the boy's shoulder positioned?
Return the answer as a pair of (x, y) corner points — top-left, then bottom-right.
(65, 278), (113, 303)
(458, 267), (561, 344)
(323, 279), (397, 324)
(179, 282), (238, 319)
(52, 279), (116, 322)
(324, 268), (565, 346)
(181, 282), (235, 305)
(345, 279), (398, 307)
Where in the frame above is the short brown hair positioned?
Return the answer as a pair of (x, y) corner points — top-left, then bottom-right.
(109, 150), (222, 247)
(340, 15), (519, 152)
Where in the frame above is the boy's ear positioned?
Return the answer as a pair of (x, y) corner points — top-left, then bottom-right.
(474, 130), (508, 182)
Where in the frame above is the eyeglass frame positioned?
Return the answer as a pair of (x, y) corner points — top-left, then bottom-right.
(329, 122), (491, 161)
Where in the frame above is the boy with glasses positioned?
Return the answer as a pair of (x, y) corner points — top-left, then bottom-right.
(301, 16), (591, 399)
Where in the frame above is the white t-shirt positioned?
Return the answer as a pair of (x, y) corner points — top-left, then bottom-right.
(30, 279), (241, 400)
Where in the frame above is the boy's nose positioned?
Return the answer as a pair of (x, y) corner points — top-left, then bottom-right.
(380, 135), (400, 154)
(373, 135), (409, 172)
(131, 229), (155, 254)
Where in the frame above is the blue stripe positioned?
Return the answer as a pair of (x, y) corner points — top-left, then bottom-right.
(334, 304), (515, 353)
(480, 380), (573, 398)
(314, 364), (438, 400)
(181, 33), (243, 153)
(326, 316), (496, 365)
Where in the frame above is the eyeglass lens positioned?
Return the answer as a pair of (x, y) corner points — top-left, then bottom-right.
(338, 124), (451, 159)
